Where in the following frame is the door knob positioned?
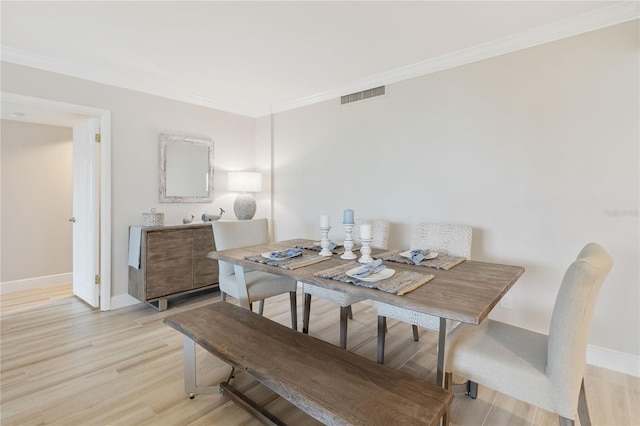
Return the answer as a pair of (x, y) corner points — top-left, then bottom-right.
(69, 217), (77, 223)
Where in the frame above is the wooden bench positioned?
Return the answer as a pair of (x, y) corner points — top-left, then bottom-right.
(164, 302), (452, 425)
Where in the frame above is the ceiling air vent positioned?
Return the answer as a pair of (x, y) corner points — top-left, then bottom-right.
(341, 86), (385, 104)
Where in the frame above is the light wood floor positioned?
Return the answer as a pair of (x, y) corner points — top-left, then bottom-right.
(1, 284), (638, 425)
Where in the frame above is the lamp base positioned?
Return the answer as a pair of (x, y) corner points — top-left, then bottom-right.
(234, 193), (257, 220)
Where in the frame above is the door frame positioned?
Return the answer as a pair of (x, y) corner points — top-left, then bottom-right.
(2, 92), (112, 310)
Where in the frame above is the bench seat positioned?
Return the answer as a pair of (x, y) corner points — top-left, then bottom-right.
(164, 302), (452, 425)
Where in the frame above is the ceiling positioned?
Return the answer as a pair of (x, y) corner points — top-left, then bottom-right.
(1, 1), (638, 122)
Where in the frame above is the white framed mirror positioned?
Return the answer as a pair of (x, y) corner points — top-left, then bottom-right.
(159, 133), (214, 203)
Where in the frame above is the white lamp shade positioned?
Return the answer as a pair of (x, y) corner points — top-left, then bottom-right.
(228, 171), (262, 193)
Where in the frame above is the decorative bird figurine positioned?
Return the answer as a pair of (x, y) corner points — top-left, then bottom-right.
(182, 214), (195, 224)
(201, 208), (225, 222)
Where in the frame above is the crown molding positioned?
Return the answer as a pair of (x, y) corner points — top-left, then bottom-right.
(0, 46), (263, 118)
(2, 2), (638, 118)
(269, 1), (640, 116)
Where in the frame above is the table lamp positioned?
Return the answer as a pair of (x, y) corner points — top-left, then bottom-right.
(228, 171), (262, 220)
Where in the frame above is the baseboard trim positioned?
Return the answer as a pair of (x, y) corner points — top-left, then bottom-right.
(587, 344), (640, 377)
(1, 273), (72, 294)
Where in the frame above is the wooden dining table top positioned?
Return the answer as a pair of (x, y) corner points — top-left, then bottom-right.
(208, 238), (525, 326)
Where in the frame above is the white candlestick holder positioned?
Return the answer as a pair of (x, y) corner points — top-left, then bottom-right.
(358, 238), (373, 263)
(341, 223), (357, 260)
(319, 226), (333, 256)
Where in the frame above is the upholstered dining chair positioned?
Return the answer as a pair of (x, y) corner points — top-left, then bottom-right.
(302, 218), (390, 349)
(443, 242), (612, 426)
(376, 223), (472, 363)
(352, 218), (391, 249)
(212, 218), (298, 329)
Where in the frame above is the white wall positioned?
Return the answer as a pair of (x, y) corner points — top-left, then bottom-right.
(268, 22), (639, 358)
(1, 120), (73, 282)
(1, 62), (257, 303)
(1, 19), (637, 368)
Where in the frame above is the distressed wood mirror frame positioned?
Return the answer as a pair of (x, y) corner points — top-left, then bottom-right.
(159, 133), (215, 203)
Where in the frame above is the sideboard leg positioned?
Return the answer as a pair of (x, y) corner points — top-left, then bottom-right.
(158, 298), (168, 311)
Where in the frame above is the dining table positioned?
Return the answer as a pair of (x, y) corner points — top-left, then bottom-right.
(207, 238), (525, 388)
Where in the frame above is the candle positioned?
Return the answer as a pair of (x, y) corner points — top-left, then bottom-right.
(360, 223), (372, 239)
(320, 214), (330, 228)
(343, 209), (354, 224)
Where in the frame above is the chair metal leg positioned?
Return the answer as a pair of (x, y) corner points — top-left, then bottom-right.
(289, 291), (297, 330)
(377, 315), (386, 364)
(437, 317), (447, 387)
(258, 299), (265, 316)
(302, 293), (311, 334)
(347, 305), (353, 319)
(559, 417), (574, 426)
(467, 381), (478, 399)
(339, 306), (349, 349)
(412, 324), (419, 341)
(221, 291), (226, 302)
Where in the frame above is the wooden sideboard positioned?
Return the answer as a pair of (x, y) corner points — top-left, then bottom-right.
(129, 223), (219, 310)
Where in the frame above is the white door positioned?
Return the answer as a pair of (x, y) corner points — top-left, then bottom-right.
(72, 118), (100, 307)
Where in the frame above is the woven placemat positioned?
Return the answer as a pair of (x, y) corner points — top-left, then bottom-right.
(244, 253), (331, 270)
(314, 262), (434, 296)
(295, 242), (360, 255)
(376, 250), (466, 270)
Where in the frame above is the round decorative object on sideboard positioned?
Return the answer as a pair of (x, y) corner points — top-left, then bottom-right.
(234, 193), (257, 220)
(228, 171), (262, 220)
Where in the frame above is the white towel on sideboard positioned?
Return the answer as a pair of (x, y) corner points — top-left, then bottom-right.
(128, 226), (143, 269)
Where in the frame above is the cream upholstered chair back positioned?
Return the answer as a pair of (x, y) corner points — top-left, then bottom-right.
(444, 242), (612, 424)
(353, 218), (390, 249)
(212, 219), (269, 291)
(546, 242), (613, 405)
(410, 223), (472, 259)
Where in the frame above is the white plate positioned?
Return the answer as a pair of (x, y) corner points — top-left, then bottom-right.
(261, 251), (302, 260)
(346, 266), (395, 282)
(399, 250), (438, 260)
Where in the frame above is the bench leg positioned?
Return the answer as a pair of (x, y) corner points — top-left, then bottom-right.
(302, 293), (311, 334)
(183, 336), (219, 397)
(183, 338), (284, 424)
(219, 381), (286, 426)
(225, 366), (236, 383)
